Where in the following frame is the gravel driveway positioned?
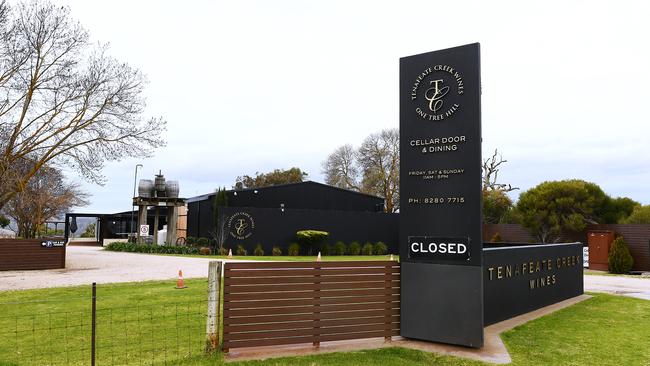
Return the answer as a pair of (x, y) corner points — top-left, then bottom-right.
(0, 246), (219, 291)
(583, 274), (650, 300)
(1, 247), (649, 298)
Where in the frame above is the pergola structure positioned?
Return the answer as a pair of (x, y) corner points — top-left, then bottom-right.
(133, 196), (186, 245)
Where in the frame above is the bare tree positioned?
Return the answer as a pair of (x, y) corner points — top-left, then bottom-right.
(482, 149), (518, 192)
(209, 213), (229, 255)
(357, 129), (400, 213)
(5, 164), (89, 238)
(322, 129), (399, 213)
(322, 144), (361, 191)
(0, 2), (166, 210)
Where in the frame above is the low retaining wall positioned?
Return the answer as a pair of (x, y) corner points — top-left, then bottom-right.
(483, 243), (583, 325)
(0, 238), (66, 271)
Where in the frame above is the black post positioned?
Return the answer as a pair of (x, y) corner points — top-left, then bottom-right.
(91, 282), (96, 366)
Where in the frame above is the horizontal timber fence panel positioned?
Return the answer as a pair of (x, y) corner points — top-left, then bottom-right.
(222, 261), (400, 352)
(0, 238), (65, 271)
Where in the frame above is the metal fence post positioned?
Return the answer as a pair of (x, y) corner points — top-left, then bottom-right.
(91, 282), (96, 366)
(206, 261), (222, 352)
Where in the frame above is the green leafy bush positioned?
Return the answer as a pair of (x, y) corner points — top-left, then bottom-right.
(272, 246), (282, 256)
(608, 236), (634, 274)
(321, 243), (331, 256)
(199, 247), (212, 255)
(186, 237), (197, 245)
(196, 237), (210, 247)
(373, 242), (388, 255)
(348, 241), (361, 255)
(236, 244), (247, 256)
(288, 242), (300, 256)
(105, 242), (199, 255)
(296, 230), (329, 255)
(253, 244), (264, 256)
(332, 241), (346, 256)
(218, 247), (229, 256)
(362, 242), (374, 255)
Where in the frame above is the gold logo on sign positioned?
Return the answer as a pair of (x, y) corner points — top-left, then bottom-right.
(410, 65), (464, 122)
(235, 219), (248, 236)
(424, 79), (449, 113)
(228, 212), (255, 240)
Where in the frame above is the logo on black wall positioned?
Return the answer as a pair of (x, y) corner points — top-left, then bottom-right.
(228, 212), (255, 240)
(410, 65), (464, 122)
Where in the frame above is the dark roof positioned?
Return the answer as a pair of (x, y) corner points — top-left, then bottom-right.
(187, 181), (382, 203)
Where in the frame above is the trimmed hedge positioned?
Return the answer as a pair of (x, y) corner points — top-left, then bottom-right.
(348, 241), (361, 255)
(373, 242), (388, 255)
(105, 242), (199, 255)
(332, 241), (347, 256)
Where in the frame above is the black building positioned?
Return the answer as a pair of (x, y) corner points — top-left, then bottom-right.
(187, 181), (398, 253)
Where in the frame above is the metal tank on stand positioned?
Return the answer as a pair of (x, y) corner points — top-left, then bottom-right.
(134, 171), (185, 246)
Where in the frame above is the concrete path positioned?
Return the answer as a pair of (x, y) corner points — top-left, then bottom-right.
(0, 246), (221, 291)
(584, 273), (650, 300)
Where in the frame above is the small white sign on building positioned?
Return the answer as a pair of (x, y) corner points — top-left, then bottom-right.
(139, 224), (150, 236)
(583, 247), (589, 268)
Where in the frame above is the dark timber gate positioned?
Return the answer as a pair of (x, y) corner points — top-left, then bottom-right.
(222, 261), (400, 352)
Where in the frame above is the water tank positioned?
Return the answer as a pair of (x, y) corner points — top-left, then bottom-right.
(165, 180), (179, 198)
(154, 173), (166, 197)
(138, 179), (154, 198)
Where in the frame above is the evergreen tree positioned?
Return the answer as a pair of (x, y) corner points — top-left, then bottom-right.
(608, 236), (634, 274)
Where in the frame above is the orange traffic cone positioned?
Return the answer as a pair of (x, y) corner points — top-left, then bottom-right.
(390, 254), (394, 261)
(175, 270), (187, 289)
(228, 249), (233, 258)
(317, 252), (322, 262)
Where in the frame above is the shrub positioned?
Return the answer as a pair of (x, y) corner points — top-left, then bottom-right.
(296, 230), (329, 255)
(105, 242), (199, 255)
(253, 244), (264, 256)
(199, 247), (212, 255)
(373, 242), (388, 255)
(321, 243), (331, 256)
(332, 241), (346, 256)
(608, 236), (634, 274)
(236, 244), (247, 256)
(272, 246), (282, 256)
(288, 242), (300, 256)
(362, 242), (374, 255)
(490, 232), (503, 242)
(196, 237), (210, 247)
(217, 247), (229, 256)
(186, 237), (197, 245)
(348, 241), (361, 255)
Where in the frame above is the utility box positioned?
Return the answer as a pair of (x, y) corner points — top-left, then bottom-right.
(587, 230), (615, 271)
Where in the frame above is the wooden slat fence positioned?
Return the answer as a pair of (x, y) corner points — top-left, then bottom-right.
(0, 238), (66, 271)
(222, 261), (400, 352)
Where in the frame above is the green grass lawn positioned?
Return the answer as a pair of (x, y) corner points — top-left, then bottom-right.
(0, 281), (648, 366)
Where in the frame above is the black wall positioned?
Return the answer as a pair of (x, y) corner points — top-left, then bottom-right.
(189, 206), (398, 253)
(483, 243), (584, 325)
(189, 182), (384, 214)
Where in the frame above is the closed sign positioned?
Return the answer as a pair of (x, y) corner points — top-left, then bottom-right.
(408, 236), (470, 261)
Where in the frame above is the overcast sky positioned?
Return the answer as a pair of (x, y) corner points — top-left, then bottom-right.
(45, 0), (650, 213)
